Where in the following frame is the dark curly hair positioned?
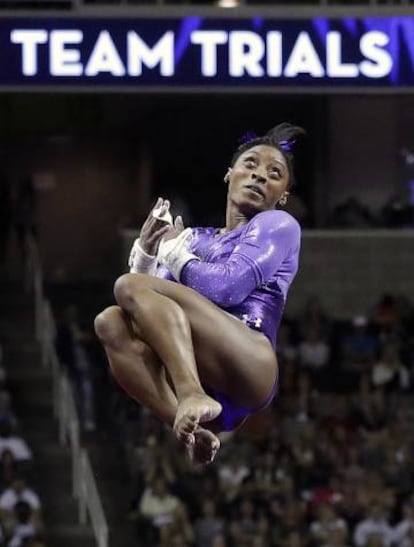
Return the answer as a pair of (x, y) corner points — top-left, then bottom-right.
(230, 123), (307, 187)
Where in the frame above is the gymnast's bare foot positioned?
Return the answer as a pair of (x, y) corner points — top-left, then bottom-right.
(174, 393), (222, 446)
(187, 427), (220, 465)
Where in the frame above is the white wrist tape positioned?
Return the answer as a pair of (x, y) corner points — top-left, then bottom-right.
(157, 228), (200, 281)
(128, 238), (157, 275)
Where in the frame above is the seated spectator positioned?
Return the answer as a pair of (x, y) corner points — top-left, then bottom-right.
(277, 323), (298, 366)
(279, 529), (306, 547)
(268, 491), (307, 544)
(354, 504), (393, 547)
(392, 501), (414, 546)
(243, 450), (281, 502)
(309, 502), (348, 546)
(298, 327), (331, 372)
(55, 304), (95, 431)
(210, 532), (230, 547)
(381, 193), (414, 228)
(0, 391), (18, 432)
(194, 499), (225, 547)
(340, 316), (378, 377)
(138, 476), (193, 547)
(6, 501), (43, 547)
(298, 295), (332, 340)
(371, 341), (410, 392)
(357, 472), (396, 519)
(229, 497), (269, 547)
(20, 537), (46, 547)
(217, 454), (250, 503)
(0, 450), (19, 491)
(321, 526), (352, 547)
(329, 196), (375, 229)
(0, 422), (32, 463)
(0, 479), (41, 518)
(309, 475), (346, 515)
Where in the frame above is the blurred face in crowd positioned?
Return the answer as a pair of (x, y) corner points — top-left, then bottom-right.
(202, 499), (216, 518)
(211, 534), (228, 547)
(152, 477), (167, 497)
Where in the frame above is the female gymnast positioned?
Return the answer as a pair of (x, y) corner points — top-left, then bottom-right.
(95, 123), (305, 464)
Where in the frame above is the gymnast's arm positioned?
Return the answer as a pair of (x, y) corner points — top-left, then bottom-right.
(180, 210), (301, 307)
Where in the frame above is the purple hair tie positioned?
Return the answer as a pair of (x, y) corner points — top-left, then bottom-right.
(279, 139), (296, 153)
(239, 131), (258, 145)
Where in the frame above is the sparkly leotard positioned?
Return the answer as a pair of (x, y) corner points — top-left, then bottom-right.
(156, 209), (301, 429)
(156, 209), (300, 348)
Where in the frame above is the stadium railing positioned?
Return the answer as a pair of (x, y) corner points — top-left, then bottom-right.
(27, 235), (109, 547)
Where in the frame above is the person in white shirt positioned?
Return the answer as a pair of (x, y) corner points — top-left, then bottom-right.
(0, 423), (31, 463)
(0, 479), (40, 514)
(392, 502), (414, 547)
(354, 505), (393, 547)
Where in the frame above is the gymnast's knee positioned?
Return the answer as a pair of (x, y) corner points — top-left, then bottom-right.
(113, 273), (149, 311)
(94, 306), (126, 348)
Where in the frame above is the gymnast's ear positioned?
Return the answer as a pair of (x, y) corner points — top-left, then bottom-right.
(224, 168), (232, 184)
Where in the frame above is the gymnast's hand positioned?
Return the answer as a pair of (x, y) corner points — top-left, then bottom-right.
(139, 197), (174, 256)
(163, 214), (185, 242)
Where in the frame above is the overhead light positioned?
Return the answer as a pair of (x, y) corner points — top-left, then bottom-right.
(217, 0), (239, 8)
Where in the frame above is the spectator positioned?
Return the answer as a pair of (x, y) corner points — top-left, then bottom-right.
(217, 454), (250, 503)
(0, 391), (18, 431)
(280, 529), (307, 547)
(298, 295), (332, 340)
(354, 504), (393, 547)
(371, 341), (410, 392)
(6, 501), (42, 547)
(56, 305), (95, 431)
(329, 197), (375, 229)
(298, 327), (331, 372)
(340, 315), (378, 377)
(210, 532), (230, 547)
(0, 479), (41, 517)
(0, 450), (19, 490)
(194, 499), (225, 547)
(138, 476), (193, 547)
(381, 193), (414, 228)
(0, 422), (32, 463)
(392, 501), (414, 546)
(229, 497), (269, 547)
(309, 502), (348, 546)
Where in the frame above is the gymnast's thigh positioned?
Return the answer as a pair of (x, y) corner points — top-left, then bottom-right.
(115, 273), (278, 409)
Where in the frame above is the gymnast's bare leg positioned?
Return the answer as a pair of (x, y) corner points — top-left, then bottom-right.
(95, 306), (221, 464)
(95, 273), (277, 460)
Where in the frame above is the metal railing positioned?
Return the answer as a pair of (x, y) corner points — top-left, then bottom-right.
(26, 236), (109, 547)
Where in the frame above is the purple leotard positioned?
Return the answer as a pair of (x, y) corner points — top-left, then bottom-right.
(156, 209), (301, 429)
(156, 209), (300, 347)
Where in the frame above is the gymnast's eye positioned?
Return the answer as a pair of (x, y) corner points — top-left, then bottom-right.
(269, 167), (281, 180)
(244, 156), (257, 167)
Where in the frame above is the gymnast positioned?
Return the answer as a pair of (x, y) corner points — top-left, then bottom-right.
(94, 123), (304, 464)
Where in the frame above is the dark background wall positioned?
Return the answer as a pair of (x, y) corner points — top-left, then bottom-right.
(1, 92), (411, 281)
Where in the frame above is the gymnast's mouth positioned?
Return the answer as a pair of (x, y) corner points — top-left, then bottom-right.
(244, 184), (265, 199)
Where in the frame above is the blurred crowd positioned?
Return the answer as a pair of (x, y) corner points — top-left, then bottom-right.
(327, 196), (414, 230)
(106, 293), (414, 547)
(0, 344), (45, 547)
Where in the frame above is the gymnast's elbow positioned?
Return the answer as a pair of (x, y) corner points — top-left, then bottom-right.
(210, 286), (247, 308)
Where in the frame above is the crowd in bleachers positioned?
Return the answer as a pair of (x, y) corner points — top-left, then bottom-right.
(107, 292), (414, 547)
(0, 345), (45, 547)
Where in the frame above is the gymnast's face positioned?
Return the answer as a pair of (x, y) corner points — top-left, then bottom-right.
(227, 145), (290, 216)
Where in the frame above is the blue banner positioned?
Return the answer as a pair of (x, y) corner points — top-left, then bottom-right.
(0, 16), (413, 89)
